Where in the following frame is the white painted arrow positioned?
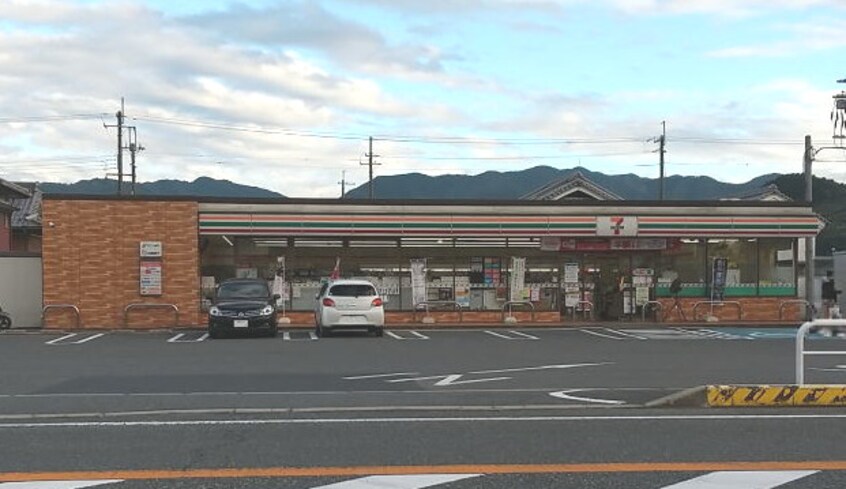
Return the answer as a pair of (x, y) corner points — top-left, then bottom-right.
(0, 480), (123, 489)
(471, 362), (612, 375)
(387, 374), (511, 386)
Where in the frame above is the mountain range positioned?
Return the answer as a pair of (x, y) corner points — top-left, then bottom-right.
(344, 166), (780, 200)
(28, 168), (846, 254)
(39, 177), (284, 198)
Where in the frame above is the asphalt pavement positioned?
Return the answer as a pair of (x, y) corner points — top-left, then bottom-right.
(1, 325), (845, 487)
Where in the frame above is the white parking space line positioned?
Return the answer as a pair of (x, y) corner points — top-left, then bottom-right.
(282, 331), (319, 341)
(602, 328), (647, 340)
(44, 333), (105, 345)
(308, 474), (482, 489)
(0, 480), (124, 489)
(697, 328), (749, 340)
(167, 333), (208, 343)
(483, 330), (539, 340)
(508, 330), (539, 340)
(580, 328), (625, 340)
(387, 330), (430, 340)
(44, 333), (78, 345)
(660, 470), (818, 489)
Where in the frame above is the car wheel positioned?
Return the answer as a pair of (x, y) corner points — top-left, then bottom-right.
(268, 325), (278, 338)
(0, 316), (11, 330)
(209, 327), (223, 339)
(374, 327), (384, 337)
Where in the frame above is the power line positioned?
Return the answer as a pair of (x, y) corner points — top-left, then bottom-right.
(0, 113), (109, 124)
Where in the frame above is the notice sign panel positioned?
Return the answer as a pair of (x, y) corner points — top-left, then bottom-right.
(140, 261), (162, 296)
(140, 241), (163, 258)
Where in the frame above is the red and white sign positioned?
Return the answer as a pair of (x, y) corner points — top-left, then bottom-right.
(140, 261), (162, 296)
(596, 216), (638, 237)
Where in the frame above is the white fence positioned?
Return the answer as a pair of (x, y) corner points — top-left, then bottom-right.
(0, 255), (43, 328)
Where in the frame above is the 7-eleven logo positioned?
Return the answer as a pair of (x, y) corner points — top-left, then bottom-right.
(597, 216), (638, 237)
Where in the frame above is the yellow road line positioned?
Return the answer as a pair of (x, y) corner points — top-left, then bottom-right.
(4, 461), (846, 482)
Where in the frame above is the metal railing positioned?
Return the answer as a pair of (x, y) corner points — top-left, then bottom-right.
(779, 299), (816, 321)
(41, 304), (81, 329)
(501, 301), (536, 322)
(568, 301), (594, 321)
(413, 301), (464, 323)
(123, 303), (180, 328)
(692, 301), (743, 321)
(796, 319), (846, 384)
(641, 301), (663, 322)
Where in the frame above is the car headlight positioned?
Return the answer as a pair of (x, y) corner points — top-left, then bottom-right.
(209, 306), (221, 316)
(261, 305), (274, 316)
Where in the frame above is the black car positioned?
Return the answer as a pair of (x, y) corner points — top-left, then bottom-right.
(208, 278), (280, 338)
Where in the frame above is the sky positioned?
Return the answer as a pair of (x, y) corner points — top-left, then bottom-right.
(0, 0), (845, 197)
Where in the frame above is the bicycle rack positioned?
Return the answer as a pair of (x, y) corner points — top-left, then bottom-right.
(413, 301), (464, 323)
(41, 304), (81, 329)
(569, 300), (594, 321)
(779, 299), (816, 321)
(501, 301), (536, 322)
(692, 301), (743, 321)
(123, 303), (180, 328)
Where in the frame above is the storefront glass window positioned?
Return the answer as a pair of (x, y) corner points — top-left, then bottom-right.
(521, 257), (559, 312)
(758, 238), (796, 296)
(706, 238), (758, 296)
(656, 239), (707, 297)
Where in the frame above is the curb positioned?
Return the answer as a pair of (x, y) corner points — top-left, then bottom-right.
(644, 386), (707, 408)
(706, 384), (846, 407)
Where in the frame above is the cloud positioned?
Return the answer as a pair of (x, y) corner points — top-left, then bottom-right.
(0, 0), (474, 196)
(707, 19), (846, 58)
(184, 2), (459, 79)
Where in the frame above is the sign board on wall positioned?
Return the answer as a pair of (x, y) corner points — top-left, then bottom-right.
(140, 261), (162, 296)
(139, 241), (163, 258)
(596, 216), (638, 237)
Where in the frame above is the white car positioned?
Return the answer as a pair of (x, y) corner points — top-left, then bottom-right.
(314, 279), (385, 337)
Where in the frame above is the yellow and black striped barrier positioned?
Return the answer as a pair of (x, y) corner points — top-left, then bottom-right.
(707, 385), (846, 407)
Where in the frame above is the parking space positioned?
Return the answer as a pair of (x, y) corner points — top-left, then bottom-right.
(8, 326), (846, 348)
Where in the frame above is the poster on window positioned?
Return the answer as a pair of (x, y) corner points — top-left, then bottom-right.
(509, 257), (526, 301)
(711, 257), (728, 301)
(272, 256), (288, 302)
(140, 261), (162, 296)
(410, 258), (427, 309)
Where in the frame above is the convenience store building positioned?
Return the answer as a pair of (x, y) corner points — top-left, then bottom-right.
(41, 184), (822, 328)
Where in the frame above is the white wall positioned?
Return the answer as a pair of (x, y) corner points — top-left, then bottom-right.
(0, 256), (42, 328)
(834, 252), (846, 313)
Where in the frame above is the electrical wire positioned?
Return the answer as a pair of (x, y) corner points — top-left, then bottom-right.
(0, 114), (109, 124)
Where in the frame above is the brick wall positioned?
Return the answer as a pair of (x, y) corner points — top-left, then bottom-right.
(657, 297), (805, 323)
(42, 199), (201, 328)
(0, 211), (10, 252)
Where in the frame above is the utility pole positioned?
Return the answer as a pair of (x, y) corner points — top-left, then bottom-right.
(361, 136), (380, 200)
(128, 127), (144, 196)
(105, 98), (143, 196)
(650, 121), (666, 200)
(659, 121), (666, 201)
(803, 135), (814, 312)
(104, 98), (126, 195)
(116, 99), (124, 195)
(338, 170), (354, 198)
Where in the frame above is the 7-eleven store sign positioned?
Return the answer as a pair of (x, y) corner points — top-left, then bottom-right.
(596, 216), (638, 237)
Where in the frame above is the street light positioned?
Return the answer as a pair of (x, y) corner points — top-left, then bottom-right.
(803, 78), (846, 311)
